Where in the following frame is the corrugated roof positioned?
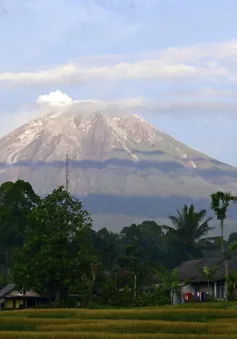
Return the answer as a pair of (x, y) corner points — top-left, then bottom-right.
(178, 256), (237, 283)
(0, 283), (16, 297)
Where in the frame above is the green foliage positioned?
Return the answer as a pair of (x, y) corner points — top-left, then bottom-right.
(227, 269), (237, 301)
(0, 180), (40, 284)
(211, 191), (237, 221)
(2, 179), (237, 311)
(210, 191), (237, 300)
(227, 232), (237, 245)
(12, 186), (97, 303)
(210, 191), (237, 250)
(132, 288), (170, 307)
(163, 204), (213, 260)
(197, 264), (217, 289)
(98, 284), (170, 308)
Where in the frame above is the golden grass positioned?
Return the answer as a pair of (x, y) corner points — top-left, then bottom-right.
(0, 317), (98, 325)
(1, 317), (237, 335)
(214, 318), (237, 322)
(38, 320), (237, 334)
(1, 305), (237, 337)
(1, 333), (237, 339)
(3, 307), (237, 317)
(39, 320), (207, 332)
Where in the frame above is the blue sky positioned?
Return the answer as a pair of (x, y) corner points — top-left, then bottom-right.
(0, 0), (237, 165)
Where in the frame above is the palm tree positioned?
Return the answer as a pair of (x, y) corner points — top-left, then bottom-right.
(163, 204), (213, 259)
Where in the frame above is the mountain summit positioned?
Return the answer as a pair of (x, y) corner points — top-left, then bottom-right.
(0, 110), (237, 230)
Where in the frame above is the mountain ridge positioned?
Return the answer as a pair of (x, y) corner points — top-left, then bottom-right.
(0, 110), (236, 231)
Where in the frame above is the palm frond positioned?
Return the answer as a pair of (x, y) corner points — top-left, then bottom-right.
(196, 209), (208, 221)
(195, 218), (213, 239)
(166, 204), (213, 256)
(161, 225), (174, 232)
(168, 215), (180, 229)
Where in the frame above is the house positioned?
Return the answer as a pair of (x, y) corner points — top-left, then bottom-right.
(0, 284), (50, 310)
(177, 256), (237, 301)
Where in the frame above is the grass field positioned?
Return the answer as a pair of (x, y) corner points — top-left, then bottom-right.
(1, 303), (237, 338)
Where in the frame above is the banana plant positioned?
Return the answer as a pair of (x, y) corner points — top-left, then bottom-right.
(197, 264), (217, 290)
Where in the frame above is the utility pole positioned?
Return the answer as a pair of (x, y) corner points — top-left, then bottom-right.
(65, 154), (70, 192)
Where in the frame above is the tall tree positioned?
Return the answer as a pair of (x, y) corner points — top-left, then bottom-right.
(12, 186), (96, 302)
(211, 191), (237, 299)
(94, 228), (120, 272)
(0, 180), (40, 284)
(163, 204), (213, 259)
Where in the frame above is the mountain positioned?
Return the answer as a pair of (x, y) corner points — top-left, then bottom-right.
(0, 110), (237, 231)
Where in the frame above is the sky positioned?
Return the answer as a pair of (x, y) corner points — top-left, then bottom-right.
(0, 0), (237, 165)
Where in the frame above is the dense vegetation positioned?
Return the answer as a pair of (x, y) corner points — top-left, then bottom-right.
(0, 180), (237, 308)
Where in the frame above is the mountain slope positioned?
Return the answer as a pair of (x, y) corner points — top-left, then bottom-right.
(0, 110), (237, 230)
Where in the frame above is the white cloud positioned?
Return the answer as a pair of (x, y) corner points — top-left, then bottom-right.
(39, 90), (237, 116)
(0, 92), (154, 136)
(2, 40), (237, 87)
(1, 89), (237, 138)
(35, 90), (154, 115)
(0, 64), (78, 87)
(36, 90), (73, 106)
(32, 90), (237, 116)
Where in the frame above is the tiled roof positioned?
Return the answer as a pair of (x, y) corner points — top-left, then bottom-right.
(0, 283), (16, 297)
(178, 256), (237, 283)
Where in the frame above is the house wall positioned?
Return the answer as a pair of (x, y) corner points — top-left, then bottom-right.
(5, 299), (13, 309)
(5, 299), (24, 309)
(216, 283), (225, 300)
(181, 282), (225, 300)
(197, 284), (213, 295)
(15, 300), (24, 308)
(181, 284), (195, 295)
(181, 283), (213, 298)
(194, 282), (225, 299)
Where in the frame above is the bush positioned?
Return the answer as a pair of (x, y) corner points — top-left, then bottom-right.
(132, 288), (170, 307)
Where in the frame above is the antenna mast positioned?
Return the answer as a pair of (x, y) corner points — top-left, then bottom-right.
(65, 154), (70, 192)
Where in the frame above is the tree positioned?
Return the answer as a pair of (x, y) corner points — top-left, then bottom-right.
(136, 221), (167, 268)
(163, 204), (213, 259)
(211, 191), (237, 299)
(0, 180), (40, 284)
(228, 269), (237, 300)
(80, 263), (100, 307)
(227, 233), (237, 248)
(93, 228), (120, 272)
(118, 243), (147, 299)
(119, 221), (166, 295)
(153, 266), (180, 304)
(12, 186), (95, 302)
(197, 264), (217, 290)
(120, 221), (167, 271)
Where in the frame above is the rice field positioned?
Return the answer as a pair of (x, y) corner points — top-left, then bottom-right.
(1, 303), (237, 338)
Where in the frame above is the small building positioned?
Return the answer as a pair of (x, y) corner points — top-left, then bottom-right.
(177, 256), (237, 301)
(0, 284), (49, 310)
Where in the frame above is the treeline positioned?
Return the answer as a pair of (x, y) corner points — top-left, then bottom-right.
(0, 180), (236, 307)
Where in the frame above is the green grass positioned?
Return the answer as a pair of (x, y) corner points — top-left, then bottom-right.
(0, 303), (237, 337)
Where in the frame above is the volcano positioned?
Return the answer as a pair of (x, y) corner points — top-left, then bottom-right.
(0, 110), (237, 231)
